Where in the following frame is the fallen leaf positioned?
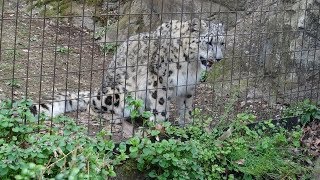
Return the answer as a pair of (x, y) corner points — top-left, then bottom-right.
(235, 159), (245, 165)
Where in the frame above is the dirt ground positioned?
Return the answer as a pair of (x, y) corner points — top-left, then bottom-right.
(0, 2), (107, 97)
(0, 1), (110, 135)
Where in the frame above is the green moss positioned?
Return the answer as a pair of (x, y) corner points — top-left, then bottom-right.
(26, 0), (103, 16)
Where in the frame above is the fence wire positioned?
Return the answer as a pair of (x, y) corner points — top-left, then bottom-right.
(0, 0), (319, 139)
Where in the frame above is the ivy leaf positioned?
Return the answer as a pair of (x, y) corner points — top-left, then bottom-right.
(148, 170), (157, 178)
(12, 127), (21, 132)
(150, 130), (160, 136)
(108, 169), (116, 177)
(142, 111), (152, 119)
(128, 137), (140, 146)
(118, 142), (126, 153)
(129, 146), (138, 153)
(105, 141), (115, 151)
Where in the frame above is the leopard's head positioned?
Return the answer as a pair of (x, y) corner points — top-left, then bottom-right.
(189, 19), (225, 70)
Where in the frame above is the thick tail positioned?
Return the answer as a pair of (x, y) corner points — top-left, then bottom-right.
(29, 91), (91, 117)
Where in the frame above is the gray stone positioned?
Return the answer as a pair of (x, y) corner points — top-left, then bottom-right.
(99, 0), (229, 42)
(95, 0), (320, 104)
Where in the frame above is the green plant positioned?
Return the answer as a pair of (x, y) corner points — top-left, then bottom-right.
(101, 43), (118, 54)
(125, 95), (152, 121)
(30, 36), (39, 42)
(130, 136), (205, 179)
(3, 49), (22, 61)
(56, 45), (69, 54)
(200, 71), (208, 82)
(5, 79), (21, 88)
(27, 0), (71, 16)
(14, 163), (45, 180)
(215, 88), (240, 126)
(126, 110), (313, 179)
(0, 98), (127, 179)
(27, 0), (103, 16)
(94, 27), (109, 40)
(283, 99), (320, 124)
(0, 97), (316, 179)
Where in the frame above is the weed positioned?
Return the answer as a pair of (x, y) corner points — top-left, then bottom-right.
(3, 49), (21, 61)
(206, 61), (225, 82)
(122, 97), (315, 179)
(27, 0), (103, 16)
(56, 46), (69, 54)
(5, 79), (21, 88)
(128, 109), (313, 179)
(94, 27), (109, 40)
(125, 95), (152, 121)
(0, 98), (127, 179)
(101, 43), (117, 54)
(200, 71), (207, 82)
(0, 63), (13, 72)
(30, 36), (39, 42)
(0, 97), (316, 179)
(283, 99), (320, 124)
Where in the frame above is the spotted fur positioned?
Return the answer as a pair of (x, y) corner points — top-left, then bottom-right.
(30, 91), (91, 117)
(31, 19), (225, 125)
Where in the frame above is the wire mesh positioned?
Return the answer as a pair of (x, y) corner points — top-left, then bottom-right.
(0, 0), (319, 140)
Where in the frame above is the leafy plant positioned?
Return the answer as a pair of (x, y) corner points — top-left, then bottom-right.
(94, 27), (109, 40)
(0, 98), (126, 179)
(5, 79), (21, 88)
(200, 71), (207, 82)
(129, 136), (205, 179)
(101, 43), (118, 54)
(125, 95), (152, 121)
(126, 107), (313, 179)
(56, 45), (69, 54)
(14, 163), (45, 180)
(3, 49), (22, 61)
(27, 0), (103, 16)
(0, 97), (316, 179)
(283, 99), (320, 124)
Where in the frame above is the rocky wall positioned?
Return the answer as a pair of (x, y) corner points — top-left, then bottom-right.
(99, 0), (320, 104)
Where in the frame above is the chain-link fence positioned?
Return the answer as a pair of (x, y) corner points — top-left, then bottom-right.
(0, 0), (319, 140)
